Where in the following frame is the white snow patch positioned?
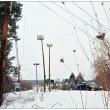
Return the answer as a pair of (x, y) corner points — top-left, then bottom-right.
(1, 90), (110, 109)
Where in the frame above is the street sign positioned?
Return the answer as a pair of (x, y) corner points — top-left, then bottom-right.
(14, 83), (20, 89)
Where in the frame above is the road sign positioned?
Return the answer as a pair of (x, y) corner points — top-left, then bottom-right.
(14, 83), (20, 89)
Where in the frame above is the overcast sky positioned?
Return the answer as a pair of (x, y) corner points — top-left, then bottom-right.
(11, 1), (110, 81)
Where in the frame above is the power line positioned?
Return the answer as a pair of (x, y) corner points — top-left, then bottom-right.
(39, 2), (74, 27)
(85, 24), (96, 62)
(90, 1), (102, 34)
(101, 2), (110, 29)
(52, 2), (99, 33)
(64, 63), (72, 73)
(60, 57), (72, 73)
(75, 26), (97, 41)
(61, 2), (99, 46)
(74, 27), (90, 61)
(71, 35), (90, 81)
(72, 1), (110, 32)
(39, 2), (100, 45)
(72, 2), (96, 21)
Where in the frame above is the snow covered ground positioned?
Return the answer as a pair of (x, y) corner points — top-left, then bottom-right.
(1, 90), (110, 109)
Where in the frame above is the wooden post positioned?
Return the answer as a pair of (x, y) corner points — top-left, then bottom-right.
(41, 40), (46, 92)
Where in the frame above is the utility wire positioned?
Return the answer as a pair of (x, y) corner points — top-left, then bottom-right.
(39, 2), (80, 31)
(60, 2), (99, 42)
(52, 2), (99, 33)
(61, 1), (97, 41)
(72, 1), (96, 21)
(60, 57), (72, 73)
(64, 63), (72, 73)
(72, 1), (110, 31)
(39, 2), (74, 26)
(72, 36), (90, 81)
(40, 2), (100, 44)
(90, 1), (102, 34)
(75, 26), (97, 41)
(74, 27), (90, 61)
(40, 0), (103, 64)
(40, 2), (102, 63)
(71, 33), (90, 82)
(40, 2), (102, 67)
(58, 2), (102, 44)
(61, 4), (108, 99)
(85, 24), (96, 62)
(101, 2), (110, 29)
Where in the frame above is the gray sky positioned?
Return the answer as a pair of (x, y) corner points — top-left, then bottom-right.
(11, 1), (110, 80)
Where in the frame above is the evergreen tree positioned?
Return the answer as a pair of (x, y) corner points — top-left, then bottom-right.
(68, 73), (76, 90)
(0, 1), (22, 106)
(76, 72), (85, 83)
(0, 1), (22, 76)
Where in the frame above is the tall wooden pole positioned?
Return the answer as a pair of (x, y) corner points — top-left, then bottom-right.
(48, 46), (51, 92)
(0, 1), (9, 106)
(37, 35), (46, 92)
(15, 38), (20, 83)
(33, 63), (39, 93)
(36, 65), (38, 93)
(47, 44), (53, 92)
(41, 40), (46, 92)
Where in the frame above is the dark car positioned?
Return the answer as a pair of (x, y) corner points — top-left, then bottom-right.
(76, 83), (92, 90)
(93, 86), (103, 91)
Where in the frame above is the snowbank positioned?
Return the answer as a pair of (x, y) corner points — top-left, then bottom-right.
(1, 90), (110, 109)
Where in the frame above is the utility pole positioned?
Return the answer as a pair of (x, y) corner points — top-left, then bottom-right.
(47, 43), (53, 92)
(0, 1), (9, 106)
(37, 35), (46, 92)
(73, 50), (79, 74)
(14, 38), (20, 83)
(33, 63), (39, 93)
(77, 64), (79, 74)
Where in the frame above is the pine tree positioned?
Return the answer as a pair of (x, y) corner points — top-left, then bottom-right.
(0, 1), (22, 106)
(68, 73), (76, 90)
(76, 72), (85, 84)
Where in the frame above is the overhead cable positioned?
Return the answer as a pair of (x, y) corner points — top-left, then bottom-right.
(101, 2), (110, 29)
(72, 1), (110, 31)
(90, 1), (102, 33)
(52, 2), (99, 33)
(74, 27), (90, 61)
(39, 2), (99, 44)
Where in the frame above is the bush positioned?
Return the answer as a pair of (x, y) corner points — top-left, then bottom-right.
(61, 83), (71, 90)
(20, 80), (32, 91)
(3, 75), (15, 93)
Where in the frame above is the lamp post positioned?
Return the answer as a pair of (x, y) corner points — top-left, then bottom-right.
(37, 35), (46, 92)
(33, 63), (39, 93)
(47, 43), (53, 92)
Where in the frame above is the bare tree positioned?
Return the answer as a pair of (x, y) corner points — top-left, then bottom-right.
(93, 34), (110, 90)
